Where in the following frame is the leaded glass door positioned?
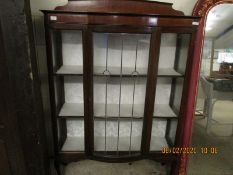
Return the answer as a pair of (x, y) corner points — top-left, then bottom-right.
(92, 31), (151, 157)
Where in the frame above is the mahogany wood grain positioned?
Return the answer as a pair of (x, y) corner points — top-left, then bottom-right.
(46, 14), (198, 28)
(44, 17), (60, 155)
(175, 31), (197, 148)
(54, 0), (184, 16)
(141, 29), (161, 155)
(83, 27), (94, 156)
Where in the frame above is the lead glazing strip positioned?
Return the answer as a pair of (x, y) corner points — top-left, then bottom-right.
(104, 35), (109, 154)
(134, 38), (139, 71)
(105, 35), (109, 71)
(129, 38), (139, 154)
(117, 35), (124, 154)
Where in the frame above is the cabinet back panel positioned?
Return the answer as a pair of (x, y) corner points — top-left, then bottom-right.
(93, 33), (150, 69)
(158, 34), (176, 69)
(177, 34), (190, 74)
(172, 78), (184, 113)
(93, 77), (147, 105)
(168, 119), (178, 145)
(95, 119), (143, 151)
(155, 78), (172, 105)
(62, 30), (83, 66)
(64, 76), (84, 103)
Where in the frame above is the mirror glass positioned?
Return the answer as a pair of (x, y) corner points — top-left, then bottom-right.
(201, 4), (233, 77)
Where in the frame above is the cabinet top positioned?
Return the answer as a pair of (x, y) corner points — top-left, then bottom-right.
(41, 0), (199, 19)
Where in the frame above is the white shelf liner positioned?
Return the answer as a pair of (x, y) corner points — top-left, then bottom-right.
(93, 33), (150, 73)
(94, 119), (143, 137)
(64, 76), (84, 103)
(58, 103), (177, 118)
(94, 77), (147, 105)
(151, 119), (167, 137)
(155, 78), (172, 105)
(154, 104), (177, 117)
(150, 137), (169, 151)
(158, 68), (182, 76)
(62, 31), (83, 66)
(62, 137), (84, 151)
(158, 34), (176, 70)
(56, 65), (83, 74)
(59, 103), (84, 116)
(169, 119), (178, 145)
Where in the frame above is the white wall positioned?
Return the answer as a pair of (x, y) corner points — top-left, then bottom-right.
(30, 0), (198, 16)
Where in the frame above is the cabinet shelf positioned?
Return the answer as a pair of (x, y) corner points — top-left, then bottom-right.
(62, 137), (84, 151)
(58, 103), (84, 117)
(158, 68), (183, 77)
(58, 103), (177, 118)
(150, 137), (169, 151)
(55, 65), (183, 77)
(61, 136), (169, 152)
(154, 104), (177, 118)
(56, 65), (83, 75)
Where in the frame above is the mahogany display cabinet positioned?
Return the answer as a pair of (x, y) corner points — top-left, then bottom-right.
(42, 0), (200, 174)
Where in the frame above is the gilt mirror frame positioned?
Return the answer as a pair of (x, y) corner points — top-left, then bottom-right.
(175, 1), (233, 175)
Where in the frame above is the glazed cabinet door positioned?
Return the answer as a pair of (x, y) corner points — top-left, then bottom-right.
(90, 28), (155, 159)
(46, 23), (196, 164)
(48, 28), (85, 156)
(149, 30), (195, 153)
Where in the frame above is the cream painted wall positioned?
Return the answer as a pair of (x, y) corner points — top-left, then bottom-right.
(30, 0), (198, 16)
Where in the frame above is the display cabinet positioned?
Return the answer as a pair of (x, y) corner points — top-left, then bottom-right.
(42, 0), (200, 174)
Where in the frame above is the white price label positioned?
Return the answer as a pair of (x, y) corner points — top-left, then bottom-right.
(50, 16), (57, 21)
(192, 22), (199, 26)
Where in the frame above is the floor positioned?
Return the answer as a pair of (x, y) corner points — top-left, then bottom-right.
(62, 100), (233, 175)
(64, 160), (169, 175)
(188, 100), (233, 175)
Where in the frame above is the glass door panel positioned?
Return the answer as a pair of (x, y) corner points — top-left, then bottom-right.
(51, 30), (84, 152)
(52, 30), (83, 75)
(150, 33), (191, 151)
(93, 33), (151, 156)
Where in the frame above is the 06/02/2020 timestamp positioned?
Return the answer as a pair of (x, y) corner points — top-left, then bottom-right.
(162, 147), (218, 154)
